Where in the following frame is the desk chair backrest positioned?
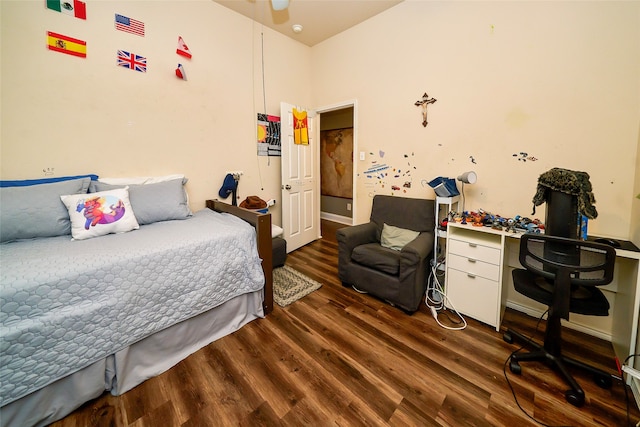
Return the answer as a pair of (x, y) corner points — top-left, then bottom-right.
(518, 233), (617, 318)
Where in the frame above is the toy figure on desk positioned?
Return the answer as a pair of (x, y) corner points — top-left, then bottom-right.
(513, 215), (544, 233)
(470, 211), (485, 226)
(505, 218), (517, 233)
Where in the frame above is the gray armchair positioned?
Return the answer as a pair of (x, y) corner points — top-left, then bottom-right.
(336, 195), (435, 312)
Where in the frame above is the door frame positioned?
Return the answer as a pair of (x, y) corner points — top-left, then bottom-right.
(316, 99), (358, 226)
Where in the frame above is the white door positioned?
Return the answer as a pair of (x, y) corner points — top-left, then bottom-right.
(280, 102), (320, 252)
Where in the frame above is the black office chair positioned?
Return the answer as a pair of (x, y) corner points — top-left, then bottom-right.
(503, 233), (617, 407)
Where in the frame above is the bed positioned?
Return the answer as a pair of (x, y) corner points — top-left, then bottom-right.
(0, 176), (273, 427)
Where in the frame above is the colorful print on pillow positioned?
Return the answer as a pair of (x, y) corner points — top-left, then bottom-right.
(76, 193), (127, 230)
(61, 188), (139, 240)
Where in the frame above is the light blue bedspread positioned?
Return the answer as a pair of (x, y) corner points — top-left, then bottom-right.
(0, 209), (264, 406)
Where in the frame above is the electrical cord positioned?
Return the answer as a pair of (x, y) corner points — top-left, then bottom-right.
(424, 260), (467, 330)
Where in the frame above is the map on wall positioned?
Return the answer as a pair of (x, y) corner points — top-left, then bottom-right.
(320, 128), (353, 198)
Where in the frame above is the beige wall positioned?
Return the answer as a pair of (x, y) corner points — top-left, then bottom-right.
(0, 0), (311, 227)
(311, 1), (640, 241)
(2, 1), (639, 242)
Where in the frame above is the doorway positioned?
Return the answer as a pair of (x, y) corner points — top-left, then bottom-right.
(318, 101), (357, 228)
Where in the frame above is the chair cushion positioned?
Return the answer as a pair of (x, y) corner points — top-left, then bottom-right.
(352, 243), (401, 275)
(512, 269), (609, 316)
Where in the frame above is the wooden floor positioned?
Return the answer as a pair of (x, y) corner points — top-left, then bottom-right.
(52, 220), (639, 427)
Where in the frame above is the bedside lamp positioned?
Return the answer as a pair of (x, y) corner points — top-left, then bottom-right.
(457, 171), (477, 214)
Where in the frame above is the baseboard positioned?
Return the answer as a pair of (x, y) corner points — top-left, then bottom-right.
(321, 212), (352, 225)
(505, 301), (612, 342)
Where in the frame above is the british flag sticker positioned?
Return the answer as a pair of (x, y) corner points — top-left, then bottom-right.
(117, 50), (147, 73)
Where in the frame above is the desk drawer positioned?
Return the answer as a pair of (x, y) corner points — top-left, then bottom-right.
(446, 267), (499, 327)
(448, 238), (501, 264)
(447, 253), (500, 281)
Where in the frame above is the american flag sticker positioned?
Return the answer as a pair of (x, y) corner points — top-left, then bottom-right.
(115, 13), (145, 37)
(117, 50), (147, 73)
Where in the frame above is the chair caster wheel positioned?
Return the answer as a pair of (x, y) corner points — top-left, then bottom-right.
(594, 374), (612, 389)
(509, 358), (521, 375)
(564, 389), (585, 407)
(503, 331), (514, 344)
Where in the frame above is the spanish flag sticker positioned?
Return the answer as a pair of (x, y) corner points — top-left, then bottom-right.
(47, 31), (86, 58)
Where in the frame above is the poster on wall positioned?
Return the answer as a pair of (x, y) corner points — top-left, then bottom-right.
(47, 31), (86, 58)
(292, 108), (309, 145)
(257, 113), (281, 157)
(320, 128), (353, 198)
(46, 0), (86, 20)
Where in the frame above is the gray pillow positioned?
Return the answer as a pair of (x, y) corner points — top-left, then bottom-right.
(0, 178), (91, 242)
(90, 178), (191, 225)
(380, 223), (420, 251)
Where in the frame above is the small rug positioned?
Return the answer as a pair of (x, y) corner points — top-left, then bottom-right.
(273, 265), (322, 307)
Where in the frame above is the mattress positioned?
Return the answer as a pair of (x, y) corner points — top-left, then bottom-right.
(0, 209), (265, 407)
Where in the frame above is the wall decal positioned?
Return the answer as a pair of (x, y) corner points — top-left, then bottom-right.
(513, 152), (538, 162)
(47, 31), (86, 58)
(175, 64), (187, 80)
(360, 151), (422, 196)
(46, 0), (86, 20)
(176, 37), (192, 58)
(364, 163), (390, 178)
(257, 114), (281, 156)
(414, 92), (437, 127)
(117, 50), (146, 73)
(115, 14), (145, 37)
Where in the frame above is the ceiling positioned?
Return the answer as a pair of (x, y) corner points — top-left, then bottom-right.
(213, 0), (404, 47)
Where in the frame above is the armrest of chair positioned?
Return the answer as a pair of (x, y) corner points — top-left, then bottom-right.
(336, 222), (377, 282)
(336, 222), (377, 248)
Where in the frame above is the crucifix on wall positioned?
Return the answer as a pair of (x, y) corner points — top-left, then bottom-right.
(414, 92), (437, 127)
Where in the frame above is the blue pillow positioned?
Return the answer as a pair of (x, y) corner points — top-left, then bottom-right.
(0, 178), (92, 242)
(0, 174), (98, 188)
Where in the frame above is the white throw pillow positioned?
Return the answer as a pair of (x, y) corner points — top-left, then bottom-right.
(61, 188), (139, 240)
(272, 224), (284, 238)
(97, 174), (186, 185)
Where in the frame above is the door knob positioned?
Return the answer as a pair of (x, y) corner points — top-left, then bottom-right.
(283, 185), (291, 190)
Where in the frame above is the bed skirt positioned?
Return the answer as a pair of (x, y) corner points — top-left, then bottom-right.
(0, 291), (264, 427)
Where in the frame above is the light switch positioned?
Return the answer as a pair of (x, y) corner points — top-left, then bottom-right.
(359, 151), (365, 161)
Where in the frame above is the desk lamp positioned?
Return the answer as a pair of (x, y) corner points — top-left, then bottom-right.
(457, 171), (477, 214)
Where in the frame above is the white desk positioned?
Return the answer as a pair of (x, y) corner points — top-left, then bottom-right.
(444, 222), (640, 387)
